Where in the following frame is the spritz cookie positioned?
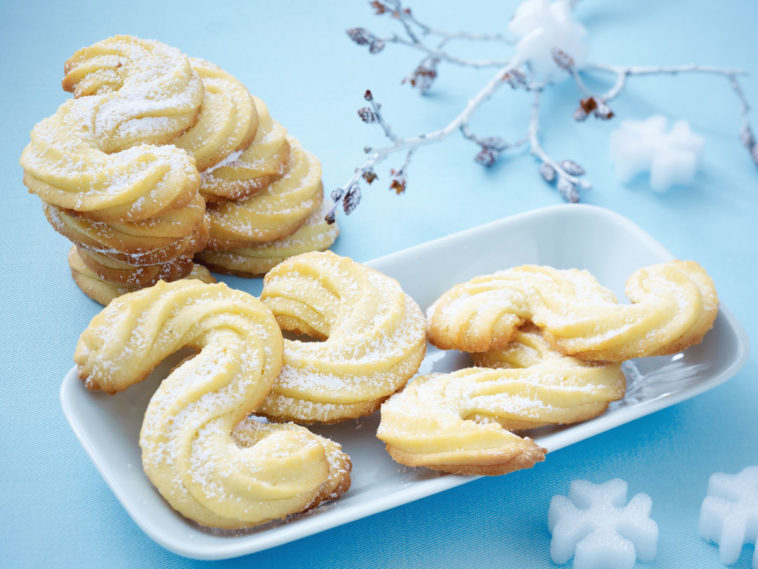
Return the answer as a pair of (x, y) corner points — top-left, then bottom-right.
(68, 246), (216, 305)
(196, 202), (338, 277)
(206, 137), (323, 250)
(75, 280), (351, 528)
(259, 251), (427, 423)
(427, 261), (718, 361)
(378, 328), (625, 475)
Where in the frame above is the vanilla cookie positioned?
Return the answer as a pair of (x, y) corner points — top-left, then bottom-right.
(259, 251), (427, 423)
(68, 246), (216, 305)
(61, 35), (204, 151)
(196, 202), (338, 277)
(200, 96), (290, 203)
(75, 246), (195, 286)
(427, 261), (718, 361)
(75, 280), (351, 528)
(378, 328), (625, 475)
(42, 194), (208, 266)
(173, 58), (258, 172)
(469, 326), (626, 430)
(21, 97), (201, 223)
(21, 36), (203, 223)
(206, 137), (323, 250)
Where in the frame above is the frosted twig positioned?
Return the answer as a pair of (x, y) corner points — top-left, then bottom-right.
(358, 89), (399, 142)
(327, 63), (521, 222)
(349, 0), (514, 70)
(394, 1), (515, 45)
(586, 63), (746, 103)
(382, 34), (510, 68)
(460, 121), (529, 166)
(577, 63), (757, 164)
(333, 1), (755, 220)
(528, 88), (588, 202)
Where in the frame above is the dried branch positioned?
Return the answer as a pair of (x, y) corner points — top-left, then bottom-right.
(348, 0), (513, 71)
(331, 0), (756, 221)
(529, 88), (588, 202)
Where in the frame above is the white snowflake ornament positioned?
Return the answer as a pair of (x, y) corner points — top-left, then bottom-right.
(508, 0), (588, 81)
(699, 466), (758, 568)
(609, 115), (705, 192)
(548, 479), (658, 569)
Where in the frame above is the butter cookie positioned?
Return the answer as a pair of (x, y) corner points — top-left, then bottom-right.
(259, 251), (426, 423)
(75, 280), (351, 528)
(427, 261), (718, 361)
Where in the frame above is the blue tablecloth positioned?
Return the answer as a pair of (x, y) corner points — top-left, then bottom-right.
(2, 1), (756, 567)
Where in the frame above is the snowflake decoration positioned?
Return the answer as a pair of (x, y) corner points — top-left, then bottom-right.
(508, 0), (588, 81)
(699, 466), (758, 568)
(548, 479), (658, 569)
(609, 115), (705, 192)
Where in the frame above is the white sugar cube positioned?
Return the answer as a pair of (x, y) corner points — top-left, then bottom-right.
(699, 466), (758, 568)
(508, 0), (588, 81)
(609, 115), (704, 192)
(548, 479), (658, 569)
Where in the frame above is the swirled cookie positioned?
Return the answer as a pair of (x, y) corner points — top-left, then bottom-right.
(21, 95), (201, 223)
(258, 251), (427, 423)
(206, 137), (323, 250)
(75, 246), (196, 286)
(21, 35), (204, 224)
(427, 261), (718, 361)
(196, 202), (339, 277)
(173, 58), (258, 172)
(68, 246), (216, 305)
(200, 96), (290, 203)
(42, 194), (208, 266)
(469, 326), (626, 430)
(377, 328), (625, 475)
(75, 280), (351, 528)
(62, 35), (204, 151)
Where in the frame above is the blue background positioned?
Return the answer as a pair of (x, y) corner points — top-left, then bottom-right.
(1, 1), (756, 567)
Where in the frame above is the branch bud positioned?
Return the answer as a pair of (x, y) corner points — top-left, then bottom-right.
(573, 107), (588, 122)
(551, 48), (575, 71)
(369, 38), (385, 53)
(502, 69), (527, 89)
(540, 163), (557, 183)
(475, 148), (498, 167)
(331, 187), (346, 202)
(389, 169), (407, 194)
(343, 184), (362, 215)
(370, 0), (390, 15)
(362, 169), (378, 184)
(559, 159), (585, 176)
(403, 58), (439, 94)
(347, 27), (373, 46)
(557, 176), (579, 202)
(580, 97), (598, 114)
(593, 101), (614, 120)
(357, 107), (379, 123)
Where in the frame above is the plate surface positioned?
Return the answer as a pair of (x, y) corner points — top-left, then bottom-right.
(60, 204), (749, 560)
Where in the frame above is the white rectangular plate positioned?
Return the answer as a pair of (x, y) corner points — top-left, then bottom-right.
(60, 204), (748, 560)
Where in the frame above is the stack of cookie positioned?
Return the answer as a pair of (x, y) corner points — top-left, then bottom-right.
(20, 36), (337, 304)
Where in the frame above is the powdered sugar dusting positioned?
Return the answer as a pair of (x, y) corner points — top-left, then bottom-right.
(259, 252), (426, 422)
(74, 280), (352, 527)
(428, 262), (717, 361)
